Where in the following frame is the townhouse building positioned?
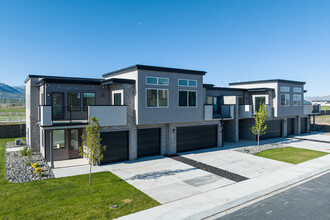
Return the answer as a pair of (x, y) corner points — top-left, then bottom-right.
(25, 65), (317, 167)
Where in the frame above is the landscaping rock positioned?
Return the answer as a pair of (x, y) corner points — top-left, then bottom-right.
(234, 143), (287, 155)
(6, 147), (55, 183)
(15, 139), (24, 146)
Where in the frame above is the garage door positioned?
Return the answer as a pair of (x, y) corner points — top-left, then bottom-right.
(177, 125), (217, 153)
(137, 128), (161, 158)
(260, 120), (282, 140)
(100, 131), (129, 164)
(287, 118), (294, 135)
(301, 117), (307, 133)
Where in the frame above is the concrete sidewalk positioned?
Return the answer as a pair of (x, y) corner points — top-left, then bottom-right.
(116, 154), (330, 220)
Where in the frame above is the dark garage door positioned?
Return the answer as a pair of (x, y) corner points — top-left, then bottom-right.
(260, 120), (282, 140)
(287, 118), (295, 135)
(301, 117), (307, 133)
(177, 125), (217, 153)
(100, 131), (129, 164)
(137, 128), (161, 158)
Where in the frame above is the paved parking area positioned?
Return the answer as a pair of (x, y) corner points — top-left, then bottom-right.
(179, 149), (293, 179)
(101, 155), (235, 204)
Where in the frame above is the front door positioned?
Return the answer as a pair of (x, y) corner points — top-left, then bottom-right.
(52, 93), (64, 120)
(69, 129), (81, 159)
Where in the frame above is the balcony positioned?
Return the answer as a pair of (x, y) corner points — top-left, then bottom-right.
(204, 105), (234, 120)
(39, 105), (127, 127)
(239, 104), (271, 118)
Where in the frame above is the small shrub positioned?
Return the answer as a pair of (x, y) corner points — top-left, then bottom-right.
(20, 147), (32, 157)
(25, 160), (31, 166)
(31, 163), (39, 168)
(34, 167), (44, 176)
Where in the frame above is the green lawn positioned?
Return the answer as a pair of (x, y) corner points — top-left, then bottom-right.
(255, 147), (329, 164)
(0, 137), (159, 219)
(321, 106), (330, 110)
(0, 107), (25, 113)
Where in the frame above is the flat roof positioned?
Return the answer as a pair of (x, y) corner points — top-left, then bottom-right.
(26, 75), (102, 84)
(205, 86), (246, 91)
(101, 78), (135, 86)
(102, 64), (206, 78)
(229, 79), (306, 86)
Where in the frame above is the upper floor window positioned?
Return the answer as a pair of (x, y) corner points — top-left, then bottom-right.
(280, 86), (290, 92)
(238, 96), (244, 105)
(67, 92), (81, 111)
(146, 89), (168, 107)
(179, 90), (197, 107)
(293, 87), (302, 93)
(146, 76), (169, 86)
(281, 94), (290, 106)
(293, 94), (302, 106)
(114, 93), (122, 106)
(83, 93), (95, 111)
(178, 79), (197, 87)
(206, 95), (213, 105)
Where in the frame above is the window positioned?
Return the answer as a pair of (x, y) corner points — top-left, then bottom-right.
(179, 90), (197, 107)
(83, 93), (95, 111)
(68, 92), (81, 111)
(53, 130), (65, 149)
(293, 94), (302, 106)
(114, 93), (122, 106)
(146, 89), (168, 107)
(254, 97), (266, 113)
(70, 129), (79, 150)
(146, 76), (169, 85)
(281, 94), (290, 106)
(178, 79), (197, 87)
(293, 87), (302, 93)
(280, 86), (290, 92)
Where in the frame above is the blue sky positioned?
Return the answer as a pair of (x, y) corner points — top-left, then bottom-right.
(0, 0), (329, 96)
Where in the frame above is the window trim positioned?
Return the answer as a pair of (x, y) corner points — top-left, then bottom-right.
(178, 78), (198, 87)
(112, 90), (124, 106)
(146, 88), (169, 108)
(146, 76), (169, 86)
(280, 94), (290, 106)
(178, 89), (198, 108)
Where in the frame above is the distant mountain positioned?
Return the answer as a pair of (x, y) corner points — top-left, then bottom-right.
(305, 95), (330, 101)
(0, 83), (25, 99)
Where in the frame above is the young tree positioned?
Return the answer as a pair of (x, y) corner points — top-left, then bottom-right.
(80, 116), (106, 185)
(250, 103), (268, 146)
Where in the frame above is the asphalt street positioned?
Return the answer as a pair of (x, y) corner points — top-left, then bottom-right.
(219, 172), (330, 220)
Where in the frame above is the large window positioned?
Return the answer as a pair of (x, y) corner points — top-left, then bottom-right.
(53, 130), (65, 149)
(179, 90), (197, 107)
(67, 92), (81, 111)
(83, 93), (95, 111)
(146, 76), (169, 86)
(281, 94), (290, 106)
(178, 79), (197, 87)
(293, 94), (302, 106)
(146, 89), (168, 107)
(293, 87), (302, 93)
(280, 86), (290, 92)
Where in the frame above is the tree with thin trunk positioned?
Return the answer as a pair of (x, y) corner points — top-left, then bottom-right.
(250, 103), (268, 146)
(79, 116), (106, 185)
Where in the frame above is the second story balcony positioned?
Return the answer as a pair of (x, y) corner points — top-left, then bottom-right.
(239, 104), (271, 118)
(38, 105), (127, 127)
(204, 104), (234, 120)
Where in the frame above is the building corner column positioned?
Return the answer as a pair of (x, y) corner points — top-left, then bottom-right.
(282, 118), (287, 137)
(129, 127), (137, 161)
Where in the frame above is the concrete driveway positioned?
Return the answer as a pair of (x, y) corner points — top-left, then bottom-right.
(101, 155), (235, 204)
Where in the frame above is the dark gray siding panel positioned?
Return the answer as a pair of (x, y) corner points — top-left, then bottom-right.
(223, 120), (237, 142)
(301, 117), (307, 133)
(100, 131), (129, 164)
(239, 119), (255, 141)
(177, 125), (217, 153)
(260, 120), (282, 140)
(137, 128), (161, 158)
(287, 118), (294, 135)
